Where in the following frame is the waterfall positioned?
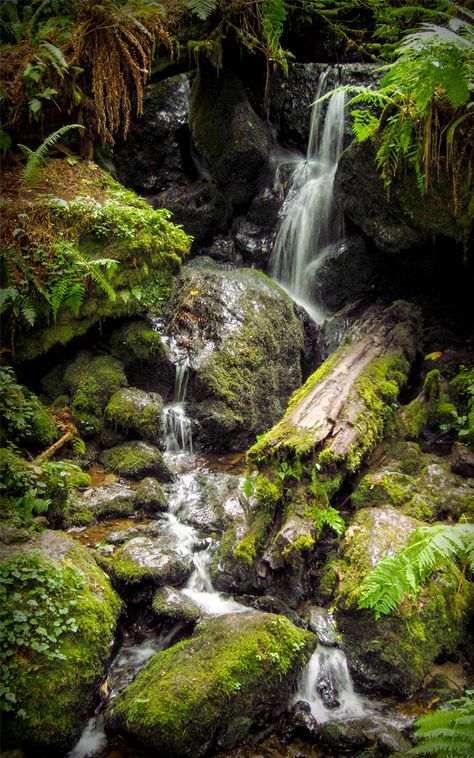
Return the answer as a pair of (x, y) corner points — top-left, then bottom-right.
(164, 362), (194, 454)
(269, 68), (346, 322)
(295, 645), (371, 723)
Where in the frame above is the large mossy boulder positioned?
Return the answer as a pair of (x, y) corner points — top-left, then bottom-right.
(12, 160), (190, 363)
(105, 387), (165, 447)
(101, 441), (173, 481)
(109, 319), (174, 393)
(323, 507), (473, 697)
(163, 259), (304, 449)
(105, 612), (316, 756)
(0, 530), (121, 753)
(189, 67), (269, 208)
(110, 534), (193, 597)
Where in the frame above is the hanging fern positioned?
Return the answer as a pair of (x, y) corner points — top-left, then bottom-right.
(18, 124), (84, 186)
(185, 0), (217, 21)
(358, 523), (474, 619)
(409, 691), (474, 757)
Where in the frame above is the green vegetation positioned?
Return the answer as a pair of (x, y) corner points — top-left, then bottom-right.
(358, 522), (474, 619)
(101, 441), (172, 480)
(105, 388), (164, 445)
(409, 691), (474, 757)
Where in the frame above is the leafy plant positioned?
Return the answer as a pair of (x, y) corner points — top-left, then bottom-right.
(408, 690), (474, 756)
(186, 0), (218, 20)
(18, 124), (84, 186)
(358, 522), (474, 619)
(311, 505), (346, 537)
(278, 458), (302, 481)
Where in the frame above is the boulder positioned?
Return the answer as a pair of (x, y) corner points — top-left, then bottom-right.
(451, 442), (474, 479)
(105, 388), (165, 447)
(152, 180), (231, 244)
(325, 507), (473, 697)
(320, 715), (412, 755)
(312, 236), (379, 311)
(232, 187), (283, 267)
(151, 585), (201, 625)
(135, 477), (168, 513)
(189, 66), (269, 208)
(113, 74), (191, 193)
(0, 530), (121, 753)
(66, 483), (139, 526)
(105, 612), (316, 756)
(101, 441), (174, 481)
(278, 701), (321, 742)
(110, 534), (193, 597)
(173, 471), (243, 533)
(163, 259), (304, 449)
(109, 320), (174, 394)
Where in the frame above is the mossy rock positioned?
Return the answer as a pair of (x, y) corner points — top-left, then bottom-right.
(105, 612), (316, 756)
(110, 535), (193, 596)
(135, 477), (168, 514)
(105, 388), (165, 446)
(101, 441), (173, 481)
(0, 530), (121, 753)
(151, 585), (201, 624)
(109, 320), (174, 392)
(65, 483), (140, 527)
(165, 260), (304, 450)
(330, 507), (473, 697)
(64, 351), (128, 437)
(0, 366), (59, 452)
(12, 160), (191, 362)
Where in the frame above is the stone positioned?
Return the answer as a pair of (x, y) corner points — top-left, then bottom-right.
(189, 65), (269, 208)
(151, 180), (231, 244)
(151, 585), (201, 624)
(312, 236), (380, 311)
(101, 441), (174, 481)
(135, 477), (168, 513)
(320, 716), (412, 755)
(105, 388), (165, 447)
(113, 74), (191, 193)
(105, 612), (316, 756)
(0, 530), (121, 753)
(110, 535), (193, 596)
(66, 483), (139, 526)
(451, 442), (474, 478)
(278, 701), (321, 742)
(109, 319), (174, 394)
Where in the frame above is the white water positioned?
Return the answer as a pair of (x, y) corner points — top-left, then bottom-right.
(269, 68), (346, 322)
(295, 645), (373, 723)
(164, 362), (194, 453)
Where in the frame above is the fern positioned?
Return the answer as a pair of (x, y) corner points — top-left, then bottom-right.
(185, 0), (217, 21)
(312, 506), (346, 538)
(409, 692), (474, 757)
(351, 109), (380, 142)
(18, 124), (84, 186)
(358, 523), (474, 619)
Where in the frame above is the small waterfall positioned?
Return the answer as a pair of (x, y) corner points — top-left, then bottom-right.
(269, 67), (346, 321)
(295, 646), (370, 723)
(164, 362), (194, 453)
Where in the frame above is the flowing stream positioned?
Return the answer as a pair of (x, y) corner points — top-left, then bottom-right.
(269, 67), (346, 322)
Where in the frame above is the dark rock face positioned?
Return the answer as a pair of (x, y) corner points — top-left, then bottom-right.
(189, 66), (270, 208)
(451, 442), (474, 478)
(320, 715), (412, 755)
(278, 701), (321, 743)
(114, 74), (191, 193)
(151, 180), (231, 243)
(312, 236), (379, 310)
(233, 187), (283, 266)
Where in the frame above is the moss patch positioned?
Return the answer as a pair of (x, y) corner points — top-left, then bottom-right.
(101, 441), (173, 481)
(105, 388), (164, 446)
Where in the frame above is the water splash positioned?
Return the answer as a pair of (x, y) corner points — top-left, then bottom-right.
(269, 68), (346, 322)
(164, 362), (194, 454)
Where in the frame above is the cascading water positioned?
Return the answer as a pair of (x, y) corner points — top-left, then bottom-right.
(269, 67), (346, 321)
(164, 362), (194, 453)
(295, 645), (373, 723)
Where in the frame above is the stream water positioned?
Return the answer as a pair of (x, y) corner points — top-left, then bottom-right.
(269, 66), (345, 322)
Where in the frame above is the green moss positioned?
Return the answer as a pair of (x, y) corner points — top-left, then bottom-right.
(233, 473), (282, 566)
(101, 441), (171, 481)
(287, 535), (315, 554)
(397, 400), (428, 439)
(106, 612), (315, 755)
(105, 388), (164, 445)
(353, 470), (415, 510)
(109, 320), (168, 366)
(0, 532), (121, 752)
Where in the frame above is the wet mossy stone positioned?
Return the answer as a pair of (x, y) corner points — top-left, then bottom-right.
(165, 260), (304, 450)
(105, 388), (165, 447)
(0, 530), (121, 754)
(101, 441), (173, 482)
(329, 507), (473, 697)
(135, 477), (168, 513)
(109, 320), (174, 392)
(65, 483), (140, 527)
(64, 351), (127, 437)
(189, 66), (269, 208)
(105, 612), (316, 756)
(151, 585), (201, 624)
(110, 535), (193, 594)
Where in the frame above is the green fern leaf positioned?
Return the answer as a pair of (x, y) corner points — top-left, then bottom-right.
(185, 0), (217, 21)
(20, 124), (84, 186)
(351, 109), (380, 142)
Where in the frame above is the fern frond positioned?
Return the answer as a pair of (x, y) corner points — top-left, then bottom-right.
(20, 124), (84, 186)
(409, 693), (474, 757)
(40, 41), (68, 72)
(351, 109), (381, 142)
(185, 0), (217, 21)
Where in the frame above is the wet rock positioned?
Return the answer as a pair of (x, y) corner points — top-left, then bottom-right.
(151, 180), (231, 244)
(328, 507), (473, 697)
(135, 477), (168, 513)
(278, 701), (320, 742)
(305, 606), (340, 647)
(109, 320), (174, 394)
(451, 442), (474, 478)
(66, 483), (139, 526)
(105, 612), (316, 756)
(320, 715), (412, 755)
(0, 524), (30, 544)
(110, 535), (193, 596)
(152, 585), (201, 624)
(105, 388), (165, 447)
(0, 530), (121, 754)
(246, 595), (307, 629)
(189, 66), (269, 208)
(312, 236), (379, 310)
(202, 236), (240, 265)
(233, 187), (283, 267)
(113, 74), (190, 193)
(163, 259), (304, 449)
(101, 441), (174, 482)
(174, 472), (242, 533)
